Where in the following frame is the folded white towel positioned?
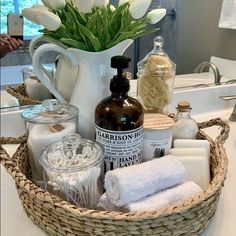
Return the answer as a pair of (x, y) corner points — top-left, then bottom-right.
(104, 155), (186, 207)
(219, 0), (236, 29)
(98, 181), (202, 212)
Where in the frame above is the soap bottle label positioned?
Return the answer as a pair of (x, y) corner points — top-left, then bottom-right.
(95, 125), (143, 173)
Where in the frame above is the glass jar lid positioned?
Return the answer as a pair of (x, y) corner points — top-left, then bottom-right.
(137, 36), (176, 75)
(39, 134), (104, 173)
(22, 99), (79, 124)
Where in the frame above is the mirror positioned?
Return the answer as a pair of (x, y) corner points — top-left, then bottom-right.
(1, 0), (236, 109)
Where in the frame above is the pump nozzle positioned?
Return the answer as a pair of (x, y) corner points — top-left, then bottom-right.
(111, 56), (131, 78)
(110, 56), (131, 93)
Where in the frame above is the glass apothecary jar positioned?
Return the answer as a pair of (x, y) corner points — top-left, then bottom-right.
(21, 67), (53, 100)
(137, 36), (176, 114)
(21, 99), (79, 185)
(39, 134), (104, 209)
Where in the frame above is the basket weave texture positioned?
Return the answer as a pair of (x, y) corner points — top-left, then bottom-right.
(0, 118), (230, 236)
(6, 84), (41, 106)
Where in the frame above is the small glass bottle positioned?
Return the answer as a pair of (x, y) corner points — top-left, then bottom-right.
(95, 56), (144, 174)
(172, 101), (199, 140)
(137, 36), (176, 114)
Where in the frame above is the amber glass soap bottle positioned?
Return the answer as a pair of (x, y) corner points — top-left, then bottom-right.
(95, 56), (144, 173)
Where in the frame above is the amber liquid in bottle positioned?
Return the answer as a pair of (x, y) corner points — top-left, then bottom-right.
(95, 56), (144, 173)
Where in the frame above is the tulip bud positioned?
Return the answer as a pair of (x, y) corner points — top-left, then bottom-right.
(32, 4), (49, 11)
(110, 5), (116, 12)
(42, 0), (66, 10)
(74, 0), (94, 13)
(36, 11), (62, 31)
(22, 8), (40, 24)
(94, 0), (109, 8)
(129, 0), (152, 19)
(147, 8), (166, 24)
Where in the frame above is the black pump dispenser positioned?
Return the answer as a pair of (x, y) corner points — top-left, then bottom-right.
(110, 56), (131, 93)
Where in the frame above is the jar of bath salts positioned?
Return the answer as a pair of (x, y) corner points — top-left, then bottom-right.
(21, 99), (79, 185)
(172, 101), (199, 140)
(137, 36), (176, 114)
(143, 113), (174, 162)
(39, 134), (104, 209)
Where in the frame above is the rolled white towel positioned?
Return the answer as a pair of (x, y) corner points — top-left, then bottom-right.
(104, 155), (186, 207)
(97, 194), (120, 211)
(126, 181), (202, 212)
(98, 181), (202, 212)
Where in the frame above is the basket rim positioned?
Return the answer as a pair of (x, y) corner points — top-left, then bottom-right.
(2, 136), (228, 221)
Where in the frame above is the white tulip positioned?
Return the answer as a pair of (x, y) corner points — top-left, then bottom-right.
(147, 8), (167, 24)
(22, 8), (40, 24)
(129, 0), (152, 19)
(36, 11), (62, 31)
(74, 0), (94, 13)
(42, 0), (66, 10)
(32, 4), (49, 11)
(93, 0), (109, 8)
(110, 5), (116, 12)
(119, 0), (130, 6)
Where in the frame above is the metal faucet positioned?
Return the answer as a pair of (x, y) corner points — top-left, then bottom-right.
(194, 62), (221, 85)
(220, 95), (236, 122)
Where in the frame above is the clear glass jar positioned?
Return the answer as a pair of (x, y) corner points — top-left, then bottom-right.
(21, 99), (79, 185)
(137, 36), (176, 114)
(172, 101), (199, 140)
(21, 67), (53, 100)
(39, 134), (104, 209)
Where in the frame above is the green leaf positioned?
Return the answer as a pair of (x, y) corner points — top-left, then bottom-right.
(67, 3), (86, 26)
(60, 38), (89, 50)
(77, 22), (102, 51)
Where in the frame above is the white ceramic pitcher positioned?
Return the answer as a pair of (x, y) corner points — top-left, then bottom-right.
(31, 38), (133, 139)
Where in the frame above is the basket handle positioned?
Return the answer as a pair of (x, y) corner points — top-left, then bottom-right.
(198, 118), (230, 144)
(0, 135), (27, 177)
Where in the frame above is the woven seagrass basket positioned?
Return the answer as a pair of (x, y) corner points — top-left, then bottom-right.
(6, 84), (41, 106)
(0, 118), (230, 236)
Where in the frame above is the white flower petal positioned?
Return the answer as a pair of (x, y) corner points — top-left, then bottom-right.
(36, 11), (61, 31)
(75, 0), (94, 13)
(32, 4), (49, 11)
(129, 0), (152, 19)
(93, 0), (109, 8)
(22, 8), (40, 24)
(147, 8), (167, 24)
(42, 0), (66, 10)
(110, 5), (116, 12)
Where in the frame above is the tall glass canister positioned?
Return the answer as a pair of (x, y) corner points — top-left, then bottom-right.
(21, 99), (79, 186)
(137, 36), (176, 114)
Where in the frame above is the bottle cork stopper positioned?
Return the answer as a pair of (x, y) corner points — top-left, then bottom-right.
(177, 101), (191, 110)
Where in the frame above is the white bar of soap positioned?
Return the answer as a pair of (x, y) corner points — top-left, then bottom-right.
(175, 155), (210, 191)
(169, 148), (209, 161)
(173, 139), (210, 158)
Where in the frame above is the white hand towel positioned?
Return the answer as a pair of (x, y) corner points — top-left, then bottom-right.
(126, 181), (202, 212)
(104, 155), (186, 207)
(98, 181), (202, 212)
(97, 194), (120, 211)
(219, 0), (236, 29)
